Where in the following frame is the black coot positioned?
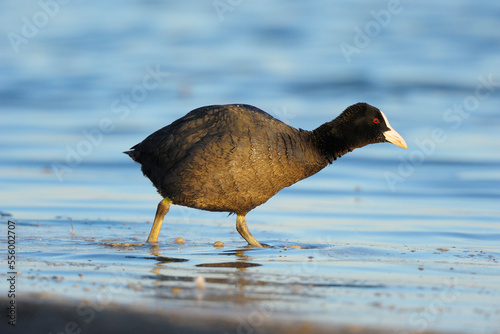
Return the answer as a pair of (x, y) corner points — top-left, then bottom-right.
(125, 103), (407, 247)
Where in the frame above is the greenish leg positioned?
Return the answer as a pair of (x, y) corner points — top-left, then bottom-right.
(236, 214), (263, 247)
(147, 198), (172, 243)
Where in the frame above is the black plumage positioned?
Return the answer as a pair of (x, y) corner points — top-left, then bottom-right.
(125, 103), (407, 247)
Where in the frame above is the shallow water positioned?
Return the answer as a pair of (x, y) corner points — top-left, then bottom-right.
(1, 0), (500, 333)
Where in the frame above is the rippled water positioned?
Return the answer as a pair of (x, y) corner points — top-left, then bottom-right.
(1, 1), (500, 333)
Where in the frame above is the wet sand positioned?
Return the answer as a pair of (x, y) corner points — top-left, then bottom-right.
(3, 294), (445, 334)
(1, 218), (499, 334)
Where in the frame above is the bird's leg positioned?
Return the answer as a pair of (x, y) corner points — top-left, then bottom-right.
(236, 214), (263, 247)
(147, 198), (172, 243)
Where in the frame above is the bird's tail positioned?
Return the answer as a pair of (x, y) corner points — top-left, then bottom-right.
(124, 148), (140, 163)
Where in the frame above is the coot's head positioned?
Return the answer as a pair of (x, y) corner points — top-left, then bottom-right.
(340, 103), (407, 149)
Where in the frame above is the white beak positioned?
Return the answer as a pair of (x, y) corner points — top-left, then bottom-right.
(383, 127), (407, 149)
(379, 110), (407, 149)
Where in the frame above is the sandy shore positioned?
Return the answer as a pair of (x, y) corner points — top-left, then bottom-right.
(1, 295), (444, 334)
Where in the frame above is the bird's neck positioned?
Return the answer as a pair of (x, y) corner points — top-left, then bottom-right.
(312, 118), (364, 164)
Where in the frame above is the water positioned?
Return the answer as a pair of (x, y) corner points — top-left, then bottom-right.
(1, 0), (500, 333)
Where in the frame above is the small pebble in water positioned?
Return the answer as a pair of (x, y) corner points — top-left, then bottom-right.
(213, 241), (224, 247)
(175, 237), (185, 244)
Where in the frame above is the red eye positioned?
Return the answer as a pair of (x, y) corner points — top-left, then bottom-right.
(373, 118), (379, 124)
